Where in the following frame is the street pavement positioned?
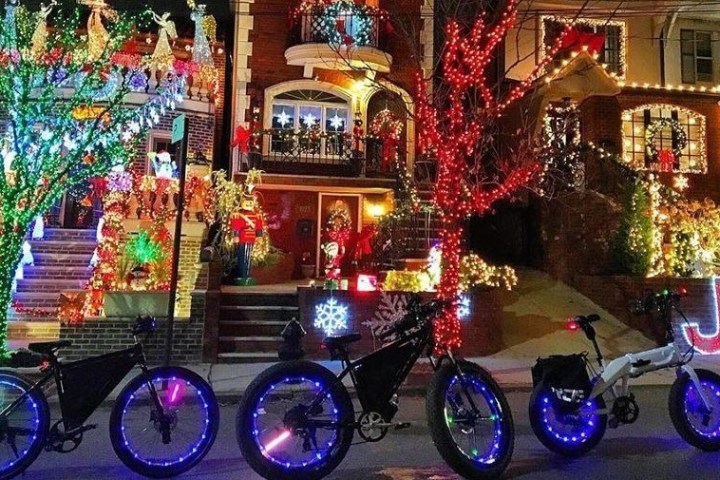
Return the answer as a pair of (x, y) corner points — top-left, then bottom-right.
(16, 386), (720, 480)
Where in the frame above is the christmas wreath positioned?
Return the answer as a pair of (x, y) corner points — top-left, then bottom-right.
(326, 207), (352, 232)
(370, 109), (404, 169)
(316, 1), (384, 47)
(645, 118), (687, 169)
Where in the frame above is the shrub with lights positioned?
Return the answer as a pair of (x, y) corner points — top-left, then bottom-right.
(0, 1), (188, 356)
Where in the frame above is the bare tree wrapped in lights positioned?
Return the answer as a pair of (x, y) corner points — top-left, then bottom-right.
(0, 1), (186, 356)
(415, 0), (568, 349)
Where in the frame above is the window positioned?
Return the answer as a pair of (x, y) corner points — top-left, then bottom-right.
(622, 104), (706, 173)
(681, 30), (714, 84)
(269, 90), (350, 156)
(542, 101), (584, 189)
(542, 17), (627, 78)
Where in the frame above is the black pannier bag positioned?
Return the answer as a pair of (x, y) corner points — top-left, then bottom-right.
(532, 354), (592, 410)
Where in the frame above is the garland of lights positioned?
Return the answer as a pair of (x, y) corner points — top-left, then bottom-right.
(293, 0), (388, 47)
(415, 0), (566, 350)
(644, 118), (687, 166)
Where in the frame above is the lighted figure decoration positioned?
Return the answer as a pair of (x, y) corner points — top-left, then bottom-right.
(0, 4), (187, 354)
(77, 0), (118, 61)
(314, 297), (348, 336)
(149, 11), (177, 71)
(30, 1), (56, 58)
(459, 254), (518, 291)
(188, 0), (217, 84)
(416, 0), (565, 349)
(13, 241), (34, 292)
(229, 171), (264, 286)
(31, 215), (44, 240)
(322, 205), (352, 284)
(362, 292), (408, 340)
(149, 151), (178, 179)
(645, 118), (687, 172)
(426, 244), (442, 287)
(370, 109), (403, 171)
(352, 114), (364, 153)
(3, 0), (19, 49)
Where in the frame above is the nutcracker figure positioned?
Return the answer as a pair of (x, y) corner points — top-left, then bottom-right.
(230, 193), (264, 286)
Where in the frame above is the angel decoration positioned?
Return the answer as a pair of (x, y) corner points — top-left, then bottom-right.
(188, 1), (218, 84)
(30, 1), (57, 58)
(149, 11), (177, 71)
(77, 0), (117, 61)
(3, 0), (19, 49)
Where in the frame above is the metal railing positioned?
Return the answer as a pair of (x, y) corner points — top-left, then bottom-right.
(296, 11), (384, 49)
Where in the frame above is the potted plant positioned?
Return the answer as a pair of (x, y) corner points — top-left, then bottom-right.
(300, 251), (315, 279)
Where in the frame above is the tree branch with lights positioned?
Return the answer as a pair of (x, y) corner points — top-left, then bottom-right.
(0, 0), (187, 356)
(415, 0), (568, 349)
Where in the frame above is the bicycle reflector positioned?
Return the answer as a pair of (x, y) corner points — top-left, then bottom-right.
(565, 318), (580, 331)
(679, 286), (688, 296)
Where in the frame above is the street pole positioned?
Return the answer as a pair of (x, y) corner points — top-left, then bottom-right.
(164, 116), (190, 366)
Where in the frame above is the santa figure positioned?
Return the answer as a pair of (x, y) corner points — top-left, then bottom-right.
(230, 192), (264, 286)
(150, 150), (178, 179)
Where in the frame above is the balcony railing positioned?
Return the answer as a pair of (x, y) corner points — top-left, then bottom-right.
(294, 11), (385, 50)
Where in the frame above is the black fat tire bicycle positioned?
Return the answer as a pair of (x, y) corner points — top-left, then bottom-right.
(236, 296), (514, 480)
(0, 316), (219, 479)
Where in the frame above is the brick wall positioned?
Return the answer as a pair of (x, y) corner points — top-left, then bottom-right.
(176, 236), (203, 317)
(59, 317), (204, 364)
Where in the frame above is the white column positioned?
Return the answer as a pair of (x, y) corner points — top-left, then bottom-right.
(420, 0), (435, 93)
(231, 0), (255, 176)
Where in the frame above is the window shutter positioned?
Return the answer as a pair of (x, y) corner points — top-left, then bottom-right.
(643, 109), (652, 168)
(671, 110), (680, 170)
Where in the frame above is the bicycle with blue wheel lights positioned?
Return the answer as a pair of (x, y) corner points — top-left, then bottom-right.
(0, 316), (219, 479)
(529, 288), (720, 457)
(236, 295), (515, 480)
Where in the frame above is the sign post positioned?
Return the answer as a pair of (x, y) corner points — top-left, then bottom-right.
(165, 114), (189, 366)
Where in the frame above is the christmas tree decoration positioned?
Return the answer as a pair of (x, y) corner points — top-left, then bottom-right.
(314, 297), (348, 336)
(415, 0), (566, 349)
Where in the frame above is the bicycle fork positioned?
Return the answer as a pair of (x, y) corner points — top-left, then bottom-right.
(139, 363), (173, 445)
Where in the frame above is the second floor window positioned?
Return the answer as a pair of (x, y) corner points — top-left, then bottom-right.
(543, 17), (627, 78)
(681, 30), (714, 84)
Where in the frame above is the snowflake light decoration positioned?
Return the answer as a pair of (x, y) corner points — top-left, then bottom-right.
(329, 114), (345, 130)
(458, 294), (471, 320)
(302, 112), (317, 128)
(314, 298), (349, 336)
(276, 109), (291, 128)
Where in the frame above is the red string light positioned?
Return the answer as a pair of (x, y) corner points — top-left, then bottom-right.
(416, 1), (565, 351)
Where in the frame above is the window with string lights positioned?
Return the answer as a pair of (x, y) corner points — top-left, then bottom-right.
(542, 16), (627, 78)
(621, 104), (707, 174)
(268, 89), (351, 157)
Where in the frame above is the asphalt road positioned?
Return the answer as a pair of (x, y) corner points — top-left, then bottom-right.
(15, 387), (720, 480)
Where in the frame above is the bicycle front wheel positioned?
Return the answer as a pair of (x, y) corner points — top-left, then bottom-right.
(427, 361), (514, 480)
(109, 366), (219, 478)
(0, 372), (49, 480)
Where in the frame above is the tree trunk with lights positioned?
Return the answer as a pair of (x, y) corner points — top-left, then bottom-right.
(0, 227), (25, 351)
(416, 0), (566, 350)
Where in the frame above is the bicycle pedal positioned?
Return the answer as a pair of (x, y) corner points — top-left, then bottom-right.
(394, 422), (411, 430)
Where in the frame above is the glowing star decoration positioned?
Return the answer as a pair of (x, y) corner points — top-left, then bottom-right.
(302, 112), (317, 128)
(329, 114), (345, 130)
(458, 294), (471, 320)
(314, 297), (348, 336)
(674, 174), (689, 192)
(276, 109), (291, 128)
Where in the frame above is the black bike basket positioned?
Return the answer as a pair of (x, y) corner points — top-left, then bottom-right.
(531, 354), (592, 404)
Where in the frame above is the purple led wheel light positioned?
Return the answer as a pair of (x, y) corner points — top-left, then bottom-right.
(252, 376), (341, 469)
(120, 375), (212, 467)
(683, 380), (720, 439)
(540, 395), (600, 446)
(0, 379), (41, 473)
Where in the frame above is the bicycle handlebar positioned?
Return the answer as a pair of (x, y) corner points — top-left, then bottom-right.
(629, 288), (686, 315)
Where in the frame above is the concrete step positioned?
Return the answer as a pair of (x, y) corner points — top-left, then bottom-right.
(15, 278), (87, 292)
(29, 240), (96, 255)
(218, 320), (287, 337)
(218, 335), (283, 354)
(29, 228), (96, 242)
(218, 305), (299, 322)
(33, 253), (93, 267)
(7, 321), (60, 340)
(217, 352), (279, 364)
(10, 292), (60, 309)
(220, 293), (298, 308)
(23, 265), (92, 280)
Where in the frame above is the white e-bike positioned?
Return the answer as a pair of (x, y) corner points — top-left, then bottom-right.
(529, 289), (720, 457)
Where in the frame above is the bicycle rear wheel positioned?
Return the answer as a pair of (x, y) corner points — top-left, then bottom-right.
(0, 372), (49, 480)
(109, 367), (219, 478)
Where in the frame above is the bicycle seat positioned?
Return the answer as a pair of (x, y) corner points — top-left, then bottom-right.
(322, 333), (361, 350)
(575, 314), (600, 324)
(28, 340), (72, 355)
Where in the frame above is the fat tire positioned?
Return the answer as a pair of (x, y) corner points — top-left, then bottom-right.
(0, 372), (49, 480)
(236, 360), (354, 480)
(529, 382), (607, 457)
(669, 368), (720, 451)
(109, 366), (219, 478)
(426, 361), (514, 480)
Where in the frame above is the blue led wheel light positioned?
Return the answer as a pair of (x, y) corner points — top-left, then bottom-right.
(539, 395), (600, 446)
(119, 375), (212, 468)
(251, 376), (341, 469)
(444, 376), (504, 465)
(0, 379), (42, 473)
(683, 380), (720, 439)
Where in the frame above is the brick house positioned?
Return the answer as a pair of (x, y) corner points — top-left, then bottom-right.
(228, 0), (434, 277)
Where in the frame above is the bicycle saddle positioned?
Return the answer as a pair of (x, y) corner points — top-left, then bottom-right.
(322, 333), (361, 350)
(28, 340), (72, 355)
